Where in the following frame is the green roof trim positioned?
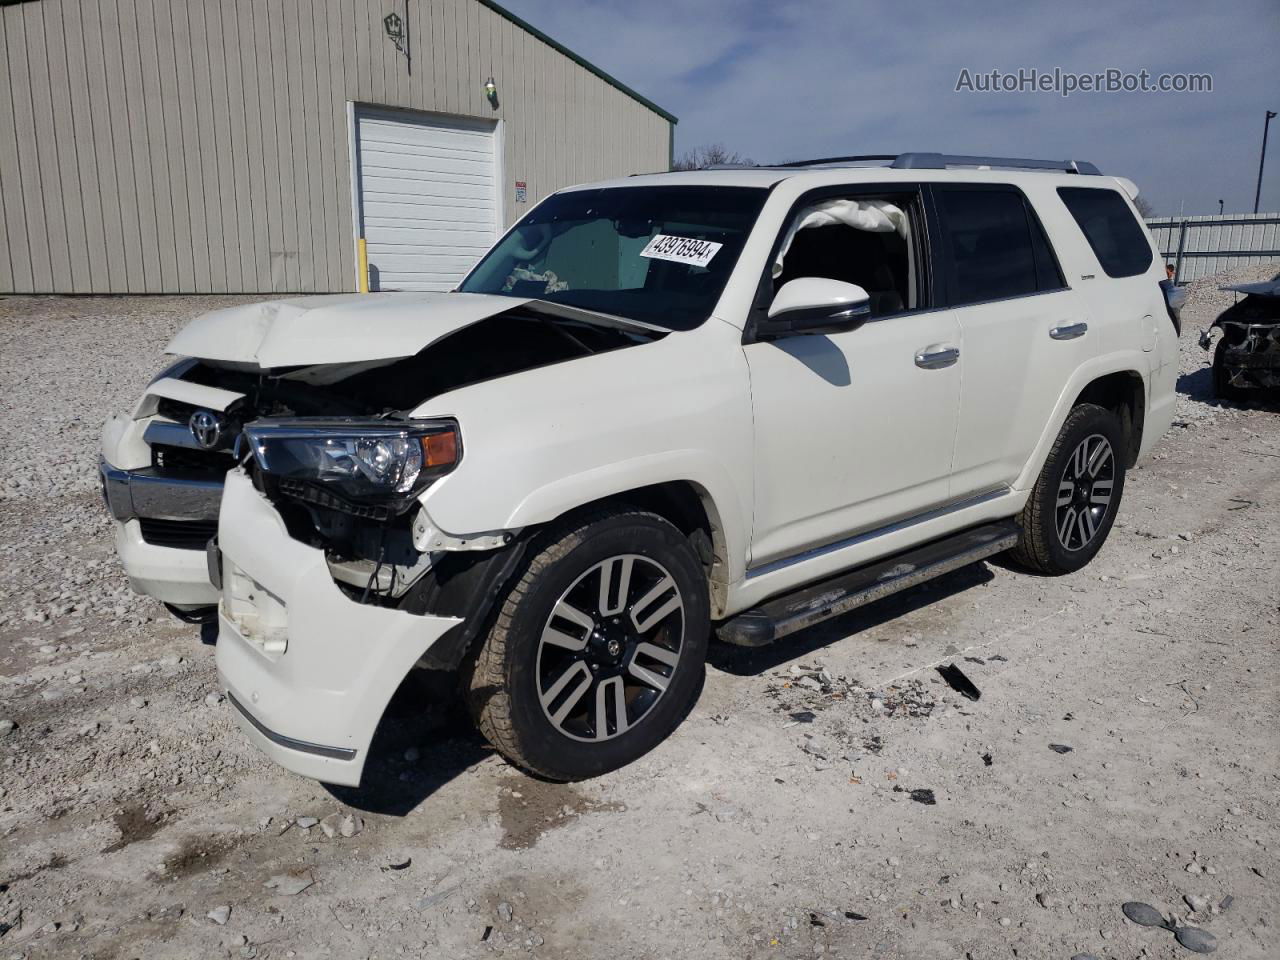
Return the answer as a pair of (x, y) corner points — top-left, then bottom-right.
(475, 0), (678, 124)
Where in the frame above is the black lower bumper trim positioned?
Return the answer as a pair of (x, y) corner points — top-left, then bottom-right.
(164, 603), (217, 624)
(225, 690), (357, 761)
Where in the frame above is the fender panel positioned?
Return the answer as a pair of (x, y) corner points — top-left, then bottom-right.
(502, 451), (747, 584)
(410, 320), (755, 586)
(1013, 353), (1149, 491)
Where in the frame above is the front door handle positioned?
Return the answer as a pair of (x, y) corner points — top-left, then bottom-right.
(914, 345), (959, 369)
(1050, 321), (1088, 341)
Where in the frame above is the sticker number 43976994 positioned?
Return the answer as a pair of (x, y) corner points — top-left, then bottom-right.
(639, 234), (723, 268)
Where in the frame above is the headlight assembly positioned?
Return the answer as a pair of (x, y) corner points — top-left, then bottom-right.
(246, 419), (460, 513)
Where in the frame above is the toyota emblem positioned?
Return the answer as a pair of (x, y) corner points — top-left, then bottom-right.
(188, 410), (223, 450)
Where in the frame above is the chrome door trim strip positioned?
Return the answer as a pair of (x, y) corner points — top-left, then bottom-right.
(745, 485), (1012, 580)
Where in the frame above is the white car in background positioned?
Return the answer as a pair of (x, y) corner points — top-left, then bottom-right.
(100, 152), (1180, 787)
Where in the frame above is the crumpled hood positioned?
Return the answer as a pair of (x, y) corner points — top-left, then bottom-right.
(166, 291), (532, 368)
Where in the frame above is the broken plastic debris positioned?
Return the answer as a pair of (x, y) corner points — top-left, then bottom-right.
(893, 786), (937, 805)
(415, 886), (459, 910)
(264, 872), (315, 896)
(936, 663), (981, 701)
(788, 710), (817, 724)
(1048, 743), (1074, 754)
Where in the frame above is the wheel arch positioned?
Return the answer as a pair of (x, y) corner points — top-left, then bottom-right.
(1072, 370), (1146, 467)
(1014, 357), (1149, 491)
(502, 453), (748, 607)
(508, 479), (731, 619)
(566, 480), (731, 617)
(406, 478), (735, 673)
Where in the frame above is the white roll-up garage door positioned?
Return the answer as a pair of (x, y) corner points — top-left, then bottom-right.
(354, 109), (500, 292)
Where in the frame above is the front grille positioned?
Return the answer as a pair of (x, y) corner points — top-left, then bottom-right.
(155, 397), (203, 425)
(138, 518), (218, 551)
(152, 443), (235, 477)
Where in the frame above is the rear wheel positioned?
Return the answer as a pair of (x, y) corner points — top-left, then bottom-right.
(1010, 403), (1126, 574)
(465, 508), (709, 781)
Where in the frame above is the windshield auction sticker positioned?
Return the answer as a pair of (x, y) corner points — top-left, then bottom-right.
(640, 234), (722, 268)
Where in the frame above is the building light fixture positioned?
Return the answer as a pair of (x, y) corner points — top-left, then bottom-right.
(383, 12), (404, 52)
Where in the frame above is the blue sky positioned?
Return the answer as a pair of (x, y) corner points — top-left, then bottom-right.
(499, 0), (1280, 216)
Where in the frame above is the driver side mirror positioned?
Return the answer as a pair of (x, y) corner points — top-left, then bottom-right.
(756, 278), (871, 340)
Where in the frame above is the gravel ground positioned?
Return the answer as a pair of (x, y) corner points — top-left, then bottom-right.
(0, 271), (1277, 960)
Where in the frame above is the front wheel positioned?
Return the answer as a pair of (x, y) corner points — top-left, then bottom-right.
(465, 508), (709, 781)
(1010, 403), (1126, 574)
(1212, 339), (1250, 403)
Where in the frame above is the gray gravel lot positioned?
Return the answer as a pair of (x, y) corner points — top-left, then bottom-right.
(0, 273), (1277, 959)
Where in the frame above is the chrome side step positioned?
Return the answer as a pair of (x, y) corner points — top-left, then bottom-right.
(717, 520), (1019, 647)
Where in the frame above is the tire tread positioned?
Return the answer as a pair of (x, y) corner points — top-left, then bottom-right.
(466, 507), (676, 779)
(1010, 402), (1113, 574)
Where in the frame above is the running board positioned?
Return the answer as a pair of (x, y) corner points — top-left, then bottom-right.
(717, 520), (1019, 647)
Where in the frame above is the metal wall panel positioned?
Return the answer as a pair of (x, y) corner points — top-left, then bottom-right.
(1146, 214), (1280, 283)
(0, 0), (673, 293)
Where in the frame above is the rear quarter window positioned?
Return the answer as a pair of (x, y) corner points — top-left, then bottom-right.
(1057, 187), (1153, 278)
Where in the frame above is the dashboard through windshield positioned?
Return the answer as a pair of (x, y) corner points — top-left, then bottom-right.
(458, 185), (769, 331)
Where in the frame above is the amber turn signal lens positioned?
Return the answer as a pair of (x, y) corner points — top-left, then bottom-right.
(421, 430), (459, 468)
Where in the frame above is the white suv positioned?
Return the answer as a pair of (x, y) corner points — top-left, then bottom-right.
(100, 153), (1180, 786)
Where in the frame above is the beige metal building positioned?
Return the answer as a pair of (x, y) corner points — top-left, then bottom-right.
(0, 0), (675, 294)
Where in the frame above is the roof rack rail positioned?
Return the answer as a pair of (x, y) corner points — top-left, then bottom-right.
(776, 154), (899, 168)
(774, 152), (1101, 175)
(892, 152), (1101, 174)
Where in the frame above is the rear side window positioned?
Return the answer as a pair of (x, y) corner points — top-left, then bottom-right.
(937, 188), (1046, 306)
(1057, 187), (1153, 278)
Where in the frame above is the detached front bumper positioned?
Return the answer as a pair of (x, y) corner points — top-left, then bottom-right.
(214, 470), (460, 787)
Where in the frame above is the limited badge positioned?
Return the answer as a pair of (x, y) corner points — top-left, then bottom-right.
(639, 234), (722, 268)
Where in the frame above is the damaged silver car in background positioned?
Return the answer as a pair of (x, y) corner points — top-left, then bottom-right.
(1199, 273), (1280, 401)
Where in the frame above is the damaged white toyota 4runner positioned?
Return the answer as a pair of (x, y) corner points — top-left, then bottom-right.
(101, 153), (1181, 787)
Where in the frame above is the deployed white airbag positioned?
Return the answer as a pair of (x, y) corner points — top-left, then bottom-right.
(773, 199), (908, 278)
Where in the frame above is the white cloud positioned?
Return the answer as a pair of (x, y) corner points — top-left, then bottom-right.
(500, 0), (1280, 214)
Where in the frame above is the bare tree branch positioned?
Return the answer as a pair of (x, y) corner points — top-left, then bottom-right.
(671, 143), (753, 171)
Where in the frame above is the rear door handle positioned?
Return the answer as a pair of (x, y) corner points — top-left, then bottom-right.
(1050, 322), (1088, 341)
(914, 345), (959, 369)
